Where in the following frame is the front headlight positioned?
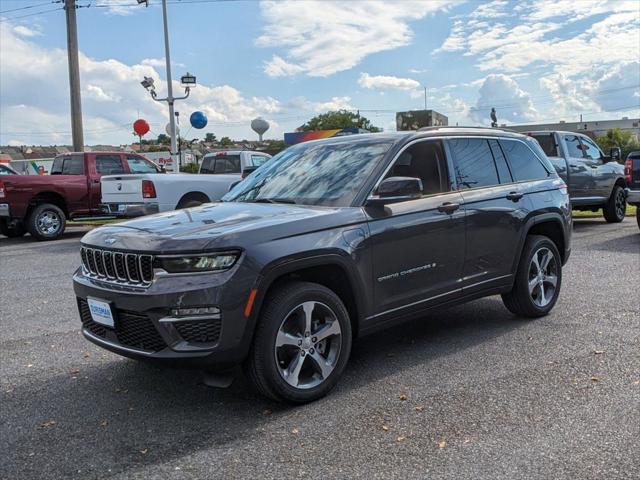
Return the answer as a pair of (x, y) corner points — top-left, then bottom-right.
(155, 252), (239, 273)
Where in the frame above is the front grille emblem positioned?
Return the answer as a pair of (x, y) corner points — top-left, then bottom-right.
(105, 237), (117, 245)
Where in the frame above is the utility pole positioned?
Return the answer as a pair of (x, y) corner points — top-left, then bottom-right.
(424, 86), (427, 111)
(64, 0), (84, 151)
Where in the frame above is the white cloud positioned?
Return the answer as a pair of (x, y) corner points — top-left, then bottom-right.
(470, 74), (538, 124)
(13, 25), (41, 38)
(140, 58), (185, 69)
(257, 0), (461, 77)
(263, 55), (305, 78)
(312, 96), (354, 113)
(358, 73), (420, 91)
(95, 0), (136, 16)
(0, 22), (285, 145)
(591, 61), (640, 112)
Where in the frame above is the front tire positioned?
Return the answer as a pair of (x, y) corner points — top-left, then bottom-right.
(245, 281), (352, 404)
(26, 203), (66, 241)
(502, 235), (562, 318)
(603, 185), (626, 223)
(0, 220), (26, 238)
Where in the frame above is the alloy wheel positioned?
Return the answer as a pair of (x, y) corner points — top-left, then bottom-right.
(37, 210), (61, 236)
(274, 301), (342, 390)
(615, 189), (626, 219)
(528, 247), (558, 308)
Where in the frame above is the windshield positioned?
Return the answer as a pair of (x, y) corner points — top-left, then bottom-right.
(222, 138), (393, 207)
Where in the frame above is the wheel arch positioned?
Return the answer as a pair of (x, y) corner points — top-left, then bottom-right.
(26, 191), (68, 218)
(176, 191), (210, 209)
(513, 213), (569, 273)
(250, 254), (365, 340)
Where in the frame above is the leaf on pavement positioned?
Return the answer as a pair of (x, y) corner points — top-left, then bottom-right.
(415, 406), (424, 412)
(438, 440), (447, 449)
(100, 420), (108, 427)
(396, 436), (406, 443)
(594, 350), (605, 355)
(399, 394), (407, 401)
(382, 425), (389, 431)
(39, 420), (56, 429)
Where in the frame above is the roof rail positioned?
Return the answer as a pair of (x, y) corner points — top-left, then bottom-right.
(416, 125), (517, 133)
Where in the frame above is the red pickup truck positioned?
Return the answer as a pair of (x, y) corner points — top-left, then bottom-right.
(0, 152), (161, 241)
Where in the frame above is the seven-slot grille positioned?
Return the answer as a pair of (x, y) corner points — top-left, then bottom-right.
(80, 247), (154, 286)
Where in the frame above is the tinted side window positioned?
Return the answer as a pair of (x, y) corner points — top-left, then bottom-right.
(500, 140), (550, 181)
(384, 140), (449, 195)
(62, 156), (84, 175)
(51, 157), (64, 174)
(564, 135), (585, 158)
(96, 155), (124, 174)
(449, 138), (499, 189)
(530, 133), (558, 157)
(581, 137), (602, 161)
(488, 139), (513, 183)
(250, 155), (270, 167)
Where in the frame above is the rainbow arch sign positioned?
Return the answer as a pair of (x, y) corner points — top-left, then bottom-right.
(284, 128), (368, 145)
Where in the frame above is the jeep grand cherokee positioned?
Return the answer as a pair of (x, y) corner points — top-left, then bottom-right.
(73, 128), (571, 403)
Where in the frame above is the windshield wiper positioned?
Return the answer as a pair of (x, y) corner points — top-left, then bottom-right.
(252, 198), (296, 204)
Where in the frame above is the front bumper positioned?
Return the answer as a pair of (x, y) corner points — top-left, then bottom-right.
(100, 202), (159, 218)
(73, 263), (257, 370)
(625, 188), (640, 205)
(0, 203), (9, 217)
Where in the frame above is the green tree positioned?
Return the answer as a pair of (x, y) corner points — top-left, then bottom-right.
(205, 133), (217, 143)
(595, 128), (640, 162)
(219, 136), (233, 147)
(301, 110), (381, 132)
(262, 140), (287, 156)
(157, 134), (170, 145)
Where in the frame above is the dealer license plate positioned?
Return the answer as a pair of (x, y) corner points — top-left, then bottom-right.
(87, 298), (114, 327)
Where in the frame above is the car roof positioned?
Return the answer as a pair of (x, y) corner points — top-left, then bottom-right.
(290, 127), (528, 149)
(525, 130), (587, 136)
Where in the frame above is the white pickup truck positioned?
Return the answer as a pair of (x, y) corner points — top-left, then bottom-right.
(100, 150), (271, 217)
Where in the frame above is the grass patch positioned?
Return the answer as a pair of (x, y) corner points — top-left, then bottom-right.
(572, 204), (636, 218)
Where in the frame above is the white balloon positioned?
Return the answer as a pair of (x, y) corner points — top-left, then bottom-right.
(165, 122), (180, 136)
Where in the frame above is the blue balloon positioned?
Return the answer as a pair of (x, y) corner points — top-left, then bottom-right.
(190, 111), (208, 129)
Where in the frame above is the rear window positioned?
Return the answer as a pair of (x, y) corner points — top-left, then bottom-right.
(500, 140), (550, 182)
(125, 155), (158, 173)
(51, 156), (84, 175)
(449, 138), (500, 189)
(200, 154), (241, 174)
(530, 133), (558, 157)
(96, 155), (125, 174)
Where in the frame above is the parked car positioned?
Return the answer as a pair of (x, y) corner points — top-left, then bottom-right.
(100, 151), (272, 217)
(0, 164), (19, 175)
(73, 128), (571, 403)
(624, 151), (640, 229)
(0, 152), (161, 240)
(526, 131), (626, 222)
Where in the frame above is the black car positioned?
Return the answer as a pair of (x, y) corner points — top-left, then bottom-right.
(73, 128), (572, 403)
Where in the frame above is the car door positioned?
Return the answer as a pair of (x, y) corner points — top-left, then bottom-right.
(579, 136), (613, 199)
(365, 139), (466, 316)
(562, 134), (592, 202)
(448, 137), (529, 293)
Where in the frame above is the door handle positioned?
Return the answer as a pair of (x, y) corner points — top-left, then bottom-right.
(506, 191), (523, 202)
(437, 202), (460, 214)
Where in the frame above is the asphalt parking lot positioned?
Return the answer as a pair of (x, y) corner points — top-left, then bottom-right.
(1, 219), (638, 480)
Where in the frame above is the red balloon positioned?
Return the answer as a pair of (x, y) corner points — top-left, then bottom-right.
(133, 119), (150, 136)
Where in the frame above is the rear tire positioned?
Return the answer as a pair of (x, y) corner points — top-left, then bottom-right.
(244, 281), (352, 404)
(26, 203), (66, 241)
(0, 220), (26, 238)
(603, 185), (626, 223)
(502, 235), (562, 318)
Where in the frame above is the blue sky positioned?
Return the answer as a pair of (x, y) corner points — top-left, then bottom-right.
(0, 0), (638, 145)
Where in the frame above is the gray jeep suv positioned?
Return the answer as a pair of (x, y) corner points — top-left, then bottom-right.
(73, 128), (572, 403)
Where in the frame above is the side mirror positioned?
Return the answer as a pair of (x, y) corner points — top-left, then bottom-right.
(609, 147), (621, 162)
(366, 176), (422, 206)
(241, 165), (259, 179)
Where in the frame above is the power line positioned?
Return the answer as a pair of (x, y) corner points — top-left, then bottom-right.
(0, 5), (63, 22)
(0, 1), (56, 15)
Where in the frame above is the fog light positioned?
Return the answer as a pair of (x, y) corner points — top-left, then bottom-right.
(171, 306), (220, 318)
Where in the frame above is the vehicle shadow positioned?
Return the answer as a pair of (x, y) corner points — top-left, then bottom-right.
(0, 229), (89, 247)
(1, 297), (524, 479)
(590, 231), (640, 254)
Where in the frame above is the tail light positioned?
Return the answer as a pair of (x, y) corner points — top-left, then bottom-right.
(142, 180), (156, 198)
(624, 158), (632, 185)
(0, 180), (5, 199)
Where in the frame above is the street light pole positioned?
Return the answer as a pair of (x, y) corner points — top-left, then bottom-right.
(161, 0), (178, 172)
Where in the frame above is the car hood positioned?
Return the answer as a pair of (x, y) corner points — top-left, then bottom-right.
(81, 201), (365, 253)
